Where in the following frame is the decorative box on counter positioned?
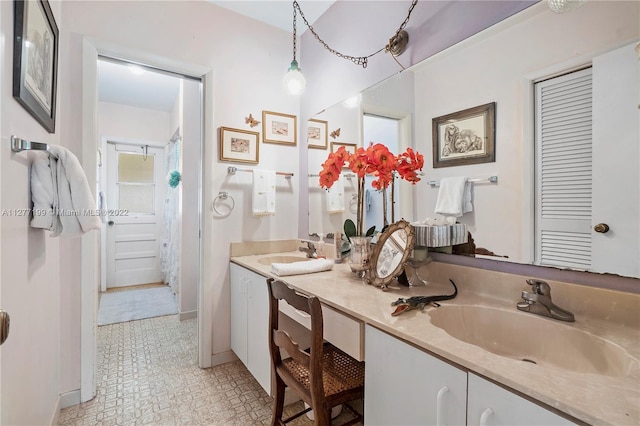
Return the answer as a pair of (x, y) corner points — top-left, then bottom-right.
(413, 224), (468, 248)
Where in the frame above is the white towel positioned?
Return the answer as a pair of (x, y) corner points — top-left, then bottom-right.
(29, 146), (101, 237)
(50, 145), (101, 237)
(252, 169), (276, 216)
(326, 176), (345, 213)
(435, 177), (471, 217)
(30, 153), (56, 230)
(98, 191), (108, 224)
(271, 258), (334, 277)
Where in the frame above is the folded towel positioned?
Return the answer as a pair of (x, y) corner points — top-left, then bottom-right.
(435, 177), (469, 217)
(252, 169), (276, 216)
(326, 176), (345, 213)
(271, 258), (334, 277)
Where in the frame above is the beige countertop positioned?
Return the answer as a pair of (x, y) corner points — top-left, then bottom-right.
(230, 250), (640, 426)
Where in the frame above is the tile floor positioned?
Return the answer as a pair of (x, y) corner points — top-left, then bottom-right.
(58, 314), (362, 425)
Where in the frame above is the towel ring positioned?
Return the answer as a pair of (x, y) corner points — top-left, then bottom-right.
(212, 191), (235, 218)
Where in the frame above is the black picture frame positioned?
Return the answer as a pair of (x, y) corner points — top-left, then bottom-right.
(432, 102), (495, 168)
(13, 0), (59, 133)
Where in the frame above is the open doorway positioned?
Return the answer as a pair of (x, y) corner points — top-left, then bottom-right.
(363, 114), (400, 231)
(95, 57), (201, 325)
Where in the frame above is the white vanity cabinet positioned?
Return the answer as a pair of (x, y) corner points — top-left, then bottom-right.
(364, 325), (467, 425)
(364, 326), (576, 426)
(467, 373), (576, 426)
(229, 263), (271, 395)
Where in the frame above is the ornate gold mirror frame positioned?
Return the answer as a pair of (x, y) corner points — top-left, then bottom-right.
(367, 219), (415, 289)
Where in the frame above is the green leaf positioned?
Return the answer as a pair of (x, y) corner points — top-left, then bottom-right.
(365, 226), (376, 237)
(344, 219), (357, 242)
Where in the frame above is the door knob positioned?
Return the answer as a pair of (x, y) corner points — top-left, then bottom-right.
(108, 220), (115, 226)
(0, 310), (10, 345)
(594, 223), (610, 233)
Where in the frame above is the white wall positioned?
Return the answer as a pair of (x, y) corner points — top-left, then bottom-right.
(413, 1), (639, 262)
(98, 102), (171, 142)
(0, 0), (64, 423)
(59, 0), (300, 403)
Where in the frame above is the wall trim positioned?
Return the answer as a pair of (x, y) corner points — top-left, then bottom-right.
(59, 390), (81, 409)
(211, 350), (238, 367)
(179, 310), (197, 321)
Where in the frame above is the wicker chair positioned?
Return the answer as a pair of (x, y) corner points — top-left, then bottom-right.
(266, 278), (365, 426)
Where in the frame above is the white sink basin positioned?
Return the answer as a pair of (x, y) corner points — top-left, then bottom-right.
(257, 255), (311, 265)
(428, 305), (636, 377)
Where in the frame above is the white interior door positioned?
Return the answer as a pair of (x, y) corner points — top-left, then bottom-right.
(591, 42), (639, 278)
(106, 142), (165, 288)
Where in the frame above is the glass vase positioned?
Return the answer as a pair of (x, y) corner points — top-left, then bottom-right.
(349, 236), (372, 278)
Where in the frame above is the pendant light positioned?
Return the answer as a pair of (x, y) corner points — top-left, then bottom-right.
(283, 2), (305, 95)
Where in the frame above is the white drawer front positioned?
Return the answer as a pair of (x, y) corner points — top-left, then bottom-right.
(279, 300), (364, 361)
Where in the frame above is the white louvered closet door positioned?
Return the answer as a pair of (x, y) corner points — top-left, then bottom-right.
(535, 42), (639, 277)
(535, 68), (593, 270)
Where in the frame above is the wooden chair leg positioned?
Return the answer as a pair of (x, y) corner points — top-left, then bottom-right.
(271, 376), (286, 426)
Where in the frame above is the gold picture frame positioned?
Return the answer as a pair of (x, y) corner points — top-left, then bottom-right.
(330, 142), (357, 154)
(219, 126), (259, 164)
(262, 110), (297, 145)
(307, 118), (328, 150)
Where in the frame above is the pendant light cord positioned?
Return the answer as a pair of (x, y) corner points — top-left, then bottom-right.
(293, 0), (418, 68)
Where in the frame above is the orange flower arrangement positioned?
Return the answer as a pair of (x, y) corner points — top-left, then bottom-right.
(319, 143), (424, 236)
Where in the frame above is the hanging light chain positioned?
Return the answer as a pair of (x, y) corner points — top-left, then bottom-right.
(292, 2), (297, 62)
(293, 0), (418, 69)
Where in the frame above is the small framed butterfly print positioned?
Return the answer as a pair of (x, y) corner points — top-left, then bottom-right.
(262, 110), (297, 146)
(219, 126), (259, 164)
(307, 118), (328, 150)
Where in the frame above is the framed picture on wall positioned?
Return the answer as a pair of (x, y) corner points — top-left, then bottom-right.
(330, 142), (357, 155)
(307, 119), (328, 149)
(219, 127), (260, 164)
(13, 0), (59, 133)
(262, 110), (297, 145)
(432, 102), (495, 168)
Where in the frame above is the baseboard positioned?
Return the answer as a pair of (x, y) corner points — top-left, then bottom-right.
(59, 389), (81, 409)
(49, 395), (61, 426)
(179, 310), (197, 321)
(211, 350), (238, 366)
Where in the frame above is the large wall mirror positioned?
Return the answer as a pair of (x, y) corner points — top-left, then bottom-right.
(306, 2), (639, 279)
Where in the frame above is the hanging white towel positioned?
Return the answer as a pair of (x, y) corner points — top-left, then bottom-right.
(49, 145), (102, 237)
(30, 153), (57, 230)
(98, 190), (108, 224)
(462, 181), (473, 214)
(326, 176), (345, 213)
(435, 176), (469, 217)
(252, 169), (276, 216)
(30, 146), (101, 237)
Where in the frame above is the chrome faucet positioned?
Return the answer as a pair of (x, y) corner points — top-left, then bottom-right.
(517, 279), (575, 322)
(299, 241), (317, 258)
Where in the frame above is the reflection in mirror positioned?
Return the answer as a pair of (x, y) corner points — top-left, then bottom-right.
(308, 71), (416, 238)
(368, 220), (414, 289)
(306, 3), (639, 279)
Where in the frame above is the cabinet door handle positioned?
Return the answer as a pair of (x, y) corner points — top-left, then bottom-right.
(436, 385), (449, 426)
(480, 407), (494, 426)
